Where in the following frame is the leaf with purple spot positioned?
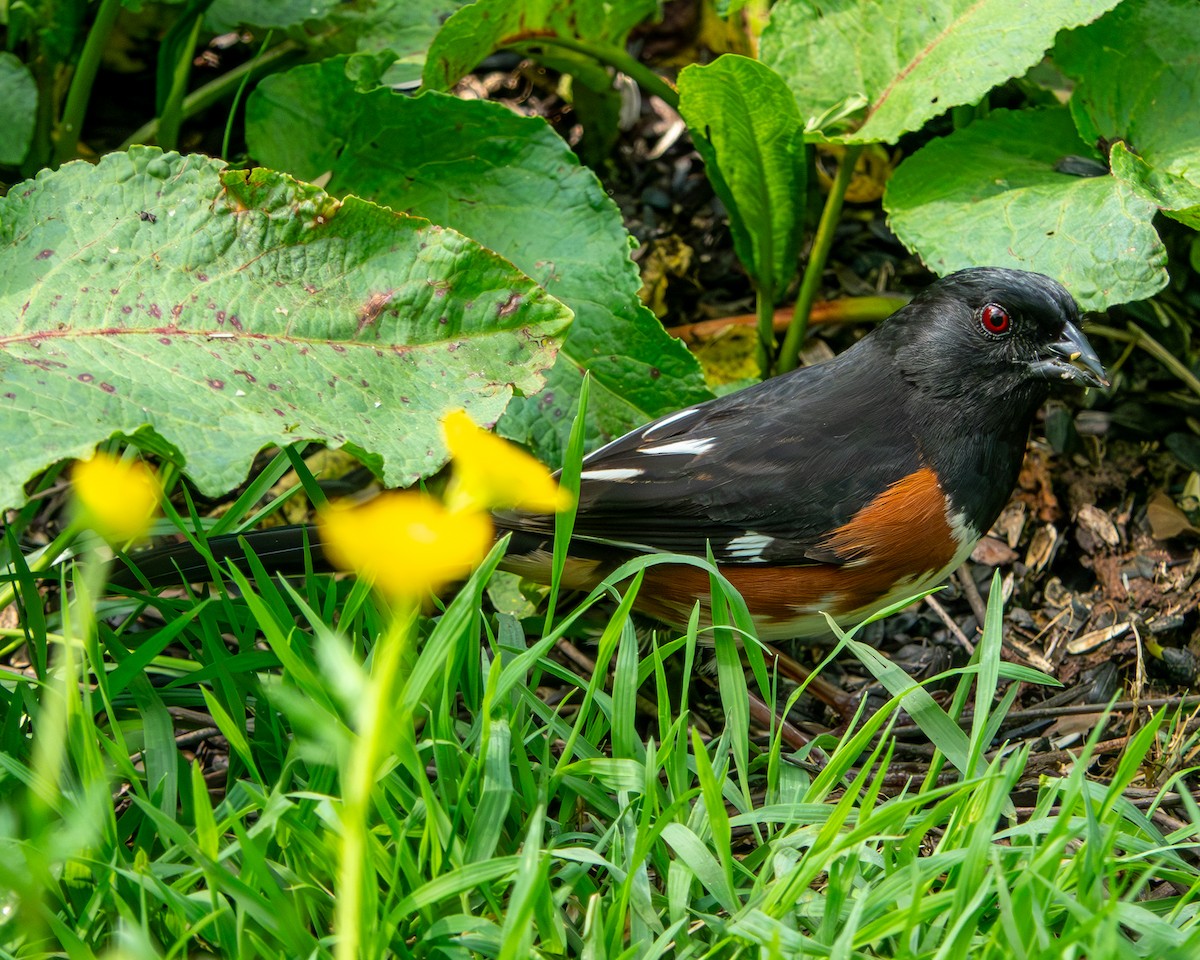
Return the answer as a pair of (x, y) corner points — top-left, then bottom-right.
(0, 147), (571, 510)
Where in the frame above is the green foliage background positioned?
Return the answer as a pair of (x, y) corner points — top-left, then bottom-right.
(2, 2), (1200, 957)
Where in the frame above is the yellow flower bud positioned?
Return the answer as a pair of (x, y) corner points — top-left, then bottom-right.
(441, 409), (573, 514)
(317, 492), (493, 599)
(73, 453), (160, 542)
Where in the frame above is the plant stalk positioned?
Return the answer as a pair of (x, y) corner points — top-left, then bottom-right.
(755, 284), (775, 378)
(520, 35), (678, 108)
(336, 604), (416, 960)
(157, 11), (206, 151)
(53, 0), (124, 166)
(120, 40), (302, 151)
(0, 518), (86, 615)
(1086, 322), (1200, 400)
(777, 143), (864, 373)
(222, 30), (275, 159)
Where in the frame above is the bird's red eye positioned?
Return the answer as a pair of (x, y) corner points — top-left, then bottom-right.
(980, 303), (1010, 335)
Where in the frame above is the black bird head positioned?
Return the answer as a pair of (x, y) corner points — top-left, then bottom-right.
(860, 267), (1109, 545)
(883, 267), (1108, 407)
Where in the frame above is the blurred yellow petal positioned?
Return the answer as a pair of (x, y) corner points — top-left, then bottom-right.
(442, 409), (573, 514)
(73, 453), (160, 542)
(317, 492), (493, 599)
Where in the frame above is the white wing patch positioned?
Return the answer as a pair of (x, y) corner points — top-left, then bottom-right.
(637, 437), (716, 456)
(643, 407), (701, 435)
(579, 467), (644, 481)
(724, 532), (775, 562)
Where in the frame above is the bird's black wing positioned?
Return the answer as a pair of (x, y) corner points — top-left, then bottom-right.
(497, 344), (924, 565)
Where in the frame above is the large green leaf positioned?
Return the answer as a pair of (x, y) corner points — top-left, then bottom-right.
(761, 0), (1120, 143)
(677, 55), (806, 309)
(207, 0), (340, 30)
(246, 64), (711, 462)
(884, 108), (1167, 310)
(0, 148), (570, 510)
(1108, 144), (1200, 231)
(206, 0), (467, 86)
(1055, 0), (1200, 229)
(422, 0), (657, 91)
(0, 52), (36, 167)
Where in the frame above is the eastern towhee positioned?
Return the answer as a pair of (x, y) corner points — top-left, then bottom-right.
(115, 268), (1108, 640)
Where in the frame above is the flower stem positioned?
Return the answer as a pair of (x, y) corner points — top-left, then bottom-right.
(335, 604), (416, 960)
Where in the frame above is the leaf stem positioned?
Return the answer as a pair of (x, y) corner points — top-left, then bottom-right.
(755, 286), (775, 378)
(120, 40), (302, 151)
(519, 36), (678, 108)
(777, 144), (863, 373)
(156, 11), (206, 152)
(222, 30), (275, 159)
(1085, 322), (1200, 400)
(53, 0), (123, 166)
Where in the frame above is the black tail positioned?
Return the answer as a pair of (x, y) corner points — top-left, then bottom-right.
(112, 524), (328, 589)
(111, 520), (596, 592)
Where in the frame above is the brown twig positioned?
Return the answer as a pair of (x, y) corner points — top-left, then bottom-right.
(891, 695), (1200, 736)
(762, 642), (859, 719)
(926, 595), (975, 654)
(955, 567), (989, 627)
(553, 637), (680, 721)
(670, 295), (909, 345)
(747, 691), (812, 749)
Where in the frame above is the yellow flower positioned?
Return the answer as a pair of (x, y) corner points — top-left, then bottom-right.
(73, 453), (160, 542)
(441, 409), (573, 514)
(317, 492), (493, 599)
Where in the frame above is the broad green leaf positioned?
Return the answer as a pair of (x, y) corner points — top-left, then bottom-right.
(1055, 0), (1200, 229)
(246, 66), (711, 461)
(207, 0), (342, 31)
(884, 108), (1167, 310)
(206, 0), (467, 86)
(678, 55), (806, 306)
(0, 53), (36, 167)
(0, 147), (570, 510)
(334, 0), (474, 86)
(761, 0), (1121, 143)
(1109, 144), (1200, 231)
(422, 0), (657, 91)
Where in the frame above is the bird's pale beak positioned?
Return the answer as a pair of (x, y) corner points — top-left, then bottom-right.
(1031, 321), (1109, 388)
